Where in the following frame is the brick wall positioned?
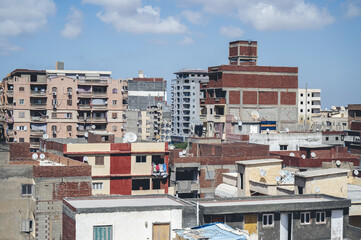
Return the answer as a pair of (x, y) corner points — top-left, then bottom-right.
(243, 91), (257, 104)
(281, 92), (296, 105)
(229, 91), (240, 104)
(9, 142), (31, 161)
(53, 182), (92, 201)
(238, 45), (257, 58)
(229, 47), (238, 57)
(259, 91), (278, 105)
(62, 211), (76, 240)
(88, 132), (115, 143)
(350, 121), (361, 131)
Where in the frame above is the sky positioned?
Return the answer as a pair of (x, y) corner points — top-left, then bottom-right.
(0, 0), (360, 108)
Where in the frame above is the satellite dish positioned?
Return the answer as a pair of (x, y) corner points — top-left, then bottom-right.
(124, 132), (137, 143)
(285, 128), (289, 133)
(84, 132), (88, 138)
(238, 121), (243, 126)
(266, 128), (270, 133)
(276, 176), (281, 182)
(83, 156), (88, 162)
(40, 153), (45, 160)
(32, 153), (38, 160)
(336, 160), (341, 166)
(354, 170), (359, 176)
(279, 170), (285, 177)
(10, 86), (13, 90)
(43, 134), (49, 139)
(182, 150), (187, 154)
(331, 105), (336, 110)
(311, 152), (316, 158)
(251, 111), (259, 119)
(289, 152), (295, 157)
(301, 154), (306, 159)
(260, 169), (267, 177)
(315, 187), (320, 193)
(91, 125), (96, 130)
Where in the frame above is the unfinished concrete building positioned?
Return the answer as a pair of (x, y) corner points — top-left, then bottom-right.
(200, 40), (298, 139)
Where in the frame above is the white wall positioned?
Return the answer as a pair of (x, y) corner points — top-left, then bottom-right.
(76, 209), (183, 240)
(249, 132), (322, 151)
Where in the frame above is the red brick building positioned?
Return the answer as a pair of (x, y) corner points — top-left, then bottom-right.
(200, 40), (298, 139)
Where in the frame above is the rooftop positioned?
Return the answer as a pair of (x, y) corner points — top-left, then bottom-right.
(299, 144), (333, 149)
(46, 69), (112, 75)
(347, 184), (361, 202)
(295, 168), (349, 178)
(174, 69), (207, 74)
(236, 159), (283, 165)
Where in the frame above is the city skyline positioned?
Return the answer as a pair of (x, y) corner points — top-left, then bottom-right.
(0, 0), (360, 108)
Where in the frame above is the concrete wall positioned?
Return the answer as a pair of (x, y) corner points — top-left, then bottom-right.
(75, 209), (183, 240)
(249, 132), (322, 151)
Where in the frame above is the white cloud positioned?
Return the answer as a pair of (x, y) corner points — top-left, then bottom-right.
(0, 0), (56, 37)
(179, 36), (194, 45)
(184, 0), (334, 30)
(83, 0), (187, 34)
(219, 26), (243, 38)
(344, 1), (361, 18)
(181, 10), (204, 24)
(61, 7), (83, 39)
(0, 40), (22, 55)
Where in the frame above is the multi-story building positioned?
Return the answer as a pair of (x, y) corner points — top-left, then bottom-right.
(200, 40), (298, 139)
(124, 71), (170, 141)
(171, 69), (209, 142)
(298, 88), (321, 128)
(0, 66), (127, 151)
(0, 142), (92, 240)
(310, 106), (348, 131)
(42, 131), (171, 196)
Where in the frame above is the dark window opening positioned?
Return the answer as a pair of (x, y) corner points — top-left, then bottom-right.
(132, 179), (150, 190)
(175, 168), (198, 181)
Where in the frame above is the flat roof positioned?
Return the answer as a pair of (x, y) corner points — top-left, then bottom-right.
(65, 195), (188, 210)
(299, 144), (333, 149)
(347, 184), (361, 202)
(295, 168), (349, 178)
(236, 159), (283, 165)
(46, 70), (112, 75)
(198, 196), (331, 207)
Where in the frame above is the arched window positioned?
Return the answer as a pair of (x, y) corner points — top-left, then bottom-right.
(67, 87), (72, 93)
(52, 87), (57, 93)
(67, 125), (72, 131)
(112, 88), (117, 94)
(19, 87), (24, 92)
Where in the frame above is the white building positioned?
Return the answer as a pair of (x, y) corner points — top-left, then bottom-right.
(298, 88), (321, 126)
(171, 69), (208, 142)
(63, 195), (196, 240)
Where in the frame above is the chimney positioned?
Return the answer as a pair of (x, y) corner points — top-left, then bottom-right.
(56, 61), (64, 70)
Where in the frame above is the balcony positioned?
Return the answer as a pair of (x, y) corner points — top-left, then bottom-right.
(31, 90), (47, 97)
(92, 117), (107, 123)
(78, 104), (91, 110)
(6, 90), (13, 97)
(77, 92), (92, 98)
(31, 116), (47, 122)
(92, 92), (107, 98)
(31, 103), (47, 109)
(78, 79), (108, 85)
(131, 189), (165, 195)
(152, 163), (168, 177)
(6, 103), (13, 109)
(175, 180), (200, 193)
(30, 76), (47, 84)
(91, 104), (107, 110)
(7, 129), (14, 137)
(30, 142), (40, 149)
(77, 129), (87, 136)
(30, 130), (45, 137)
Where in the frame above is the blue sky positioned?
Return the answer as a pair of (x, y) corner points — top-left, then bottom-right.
(0, 0), (360, 108)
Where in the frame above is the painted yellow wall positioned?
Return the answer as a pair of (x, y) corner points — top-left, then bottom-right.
(131, 142), (165, 152)
(130, 155), (151, 175)
(304, 174), (348, 198)
(88, 155), (110, 177)
(92, 178), (110, 195)
(66, 143), (110, 153)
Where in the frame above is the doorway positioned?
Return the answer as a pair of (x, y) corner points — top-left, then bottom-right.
(280, 213), (292, 240)
(244, 214), (258, 235)
(153, 223), (170, 240)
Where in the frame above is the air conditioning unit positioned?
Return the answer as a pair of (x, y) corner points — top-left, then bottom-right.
(68, 92), (72, 95)
(52, 92), (57, 96)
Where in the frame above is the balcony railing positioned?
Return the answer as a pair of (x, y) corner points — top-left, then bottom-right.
(91, 104), (107, 109)
(30, 130), (45, 136)
(6, 90), (13, 96)
(78, 104), (91, 109)
(31, 90), (47, 96)
(152, 163), (168, 177)
(78, 79), (108, 85)
(6, 103), (13, 109)
(31, 103), (47, 108)
(31, 116), (47, 122)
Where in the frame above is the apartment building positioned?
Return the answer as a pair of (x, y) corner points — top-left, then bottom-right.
(298, 88), (321, 127)
(171, 69), (209, 142)
(0, 143), (92, 240)
(124, 71), (170, 141)
(42, 131), (171, 196)
(200, 40), (298, 139)
(310, 106), (348, 131)
(0, 67), (127, 151)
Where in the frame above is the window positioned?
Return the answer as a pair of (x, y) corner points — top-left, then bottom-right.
(66, 113), (72, 118)
(300, 93), (303, 97)
(136, 156), (146, 163)
(92, 182), (103, 190)
(52, 125), (57, 132)
(21, 219), (33, 233)
(19, 87), (25, 92)
(22, 184), (33, 196)
(300, 109), (303, 112)
(19, 138), (24, 142)
(325, 137), (329, 141)
(112, 88), (117, 94)
(298, 186), (304, 194)
(52, 112), (57, 118)
(280, 145), (288, 150)
(18, 126), (26, 131)
(263, 214), (274, 227)
(112, 100), (117, 105)
(67, 100), (72, 106)
(300, 101), (303, 105)
(19, 112), (25, 118)
(316, 211), (326, 224)
(19, 99), (24, 105)
(300, 212), (311, 224)
(335, 137), (339, 141)
(52, 87), (57, 93)
(93, 225), (112, 240)
(67, 125), (72, 131)
(67, 87), (72, 93)
(101, 136), (109, 141)
(95, 156), (104, 165)
(112, 113), (117, 119)
(240, 173), (243, 189)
